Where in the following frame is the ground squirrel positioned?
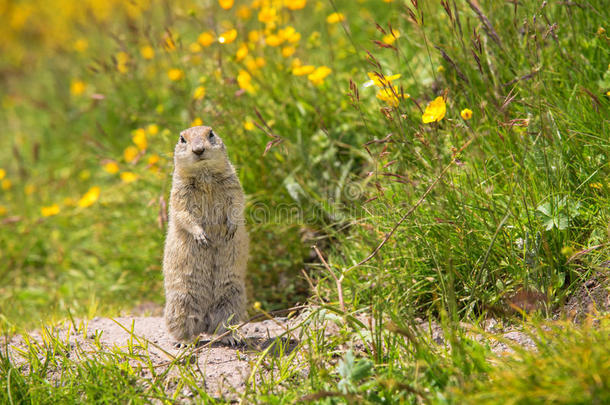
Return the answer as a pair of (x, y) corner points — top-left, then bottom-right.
(163, 125), (248, 345)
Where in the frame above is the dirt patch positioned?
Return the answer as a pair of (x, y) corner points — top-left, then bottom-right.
(5, 316), (299, 399)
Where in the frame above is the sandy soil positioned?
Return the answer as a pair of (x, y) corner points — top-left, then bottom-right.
(6, 316), (301, 399)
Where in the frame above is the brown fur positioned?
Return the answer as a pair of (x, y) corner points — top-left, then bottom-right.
(163, 126), (248, 344)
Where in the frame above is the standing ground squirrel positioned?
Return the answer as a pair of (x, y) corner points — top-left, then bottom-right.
(163, 125), (248, 345)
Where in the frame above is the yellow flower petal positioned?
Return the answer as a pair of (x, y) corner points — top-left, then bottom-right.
(326, 12), (345, 24)
(147, 124), (159, 135)
(286, 0), (306, 10)
(103, 161), (120, 174)
(293, 65), (315, 76)
(198, 32), (215, 47)
(218, 29), (237, 44)
(132, 128), (147, 150)
(120, 172), (138, 183)
(422, 96), (447, 124)
(41, 204), (60, 217)
(218, 0), (233, 10)
(123, 146), (139, 163)
(78, 186), (100, 208)
(70, 80), (86, 96)
(307, 66), (332, 85)
(168, 68), (185, 81)
(193, 86), (206, 100)
(140, 45), (155, 59)
(460, 108), (473, 120)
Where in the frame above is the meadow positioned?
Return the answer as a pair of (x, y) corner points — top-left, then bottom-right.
(1, 0), (609, 402)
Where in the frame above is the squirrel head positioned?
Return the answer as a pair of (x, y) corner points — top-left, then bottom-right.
(174, 126), (228, 175)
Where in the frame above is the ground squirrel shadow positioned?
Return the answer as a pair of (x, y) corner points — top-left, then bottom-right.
(191, 336), (299, 357)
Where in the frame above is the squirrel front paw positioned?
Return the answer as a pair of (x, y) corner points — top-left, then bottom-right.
(194, 231), (211, 247)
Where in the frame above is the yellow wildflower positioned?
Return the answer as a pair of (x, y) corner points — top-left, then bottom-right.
(589, 182), (602, 189)
(293, 64), (315, 76)
(422, 96), (447, 123)
(163, 31), (178, 51)
(326, 12), (345, 24)
(132, 128), (147, 150)
(265, 34), (283, 47)
(78, 186), (100, 208)
(256, 57), (266, 68)
(236, 43), (249, 61)
(168, 68), (185, 81)
(289, 32), (301, 43)
(245, 57), (258, 71)
(286, 0), (306, 10)
(281, 46), (296, 58)
(116, 52), (129, 74)
(1, 179), (12, 190)
(148, 154), (160, 165)
(0, 169), (5, 179)
(278, 26), (295, 41)
(41, 204), (60, 217)
(103, 161), (120, 174)
(120, 172), (138, 184)
(219, 0), (234, 9)
(73, 38), (88, 52)
(140, 45), (155, 59)
(123, 146), (139, 163)
(219, 29), (237, 44)
(460, 108), (473, 120)
(367, 72), (401, 87)
(376, 86), (407, 107)
(0, 206), (6, 216)
(258, 7), (277, 24)
(238, 70), (255, 93)
(193, 86), (206, 100)
(248, 30), (261, 42)
(237, 5), (252, 19)
(437, 65), (445, 73)
(382, 28), (400, 45)
(198, 32), (215, 47)
(147, 124), (159, 135)
(253, 301), (262, 310)
(307, 66), (332, 85)
(70, 80), (86, 96)
(191, 117), (204, 126)
(244, 120), (255, 131)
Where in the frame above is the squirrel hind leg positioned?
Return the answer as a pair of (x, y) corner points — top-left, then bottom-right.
(164, 294), (208, 342)
(206, 283), (246, 345)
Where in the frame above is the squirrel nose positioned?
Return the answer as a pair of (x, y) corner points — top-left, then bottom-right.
(192, 146), (205, 156)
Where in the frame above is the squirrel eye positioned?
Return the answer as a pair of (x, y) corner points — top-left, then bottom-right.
(208, 131), (215, 139)
(180, 135), (186, 144)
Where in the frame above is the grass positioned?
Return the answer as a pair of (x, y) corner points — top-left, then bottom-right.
(1, 0), (609, 402)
